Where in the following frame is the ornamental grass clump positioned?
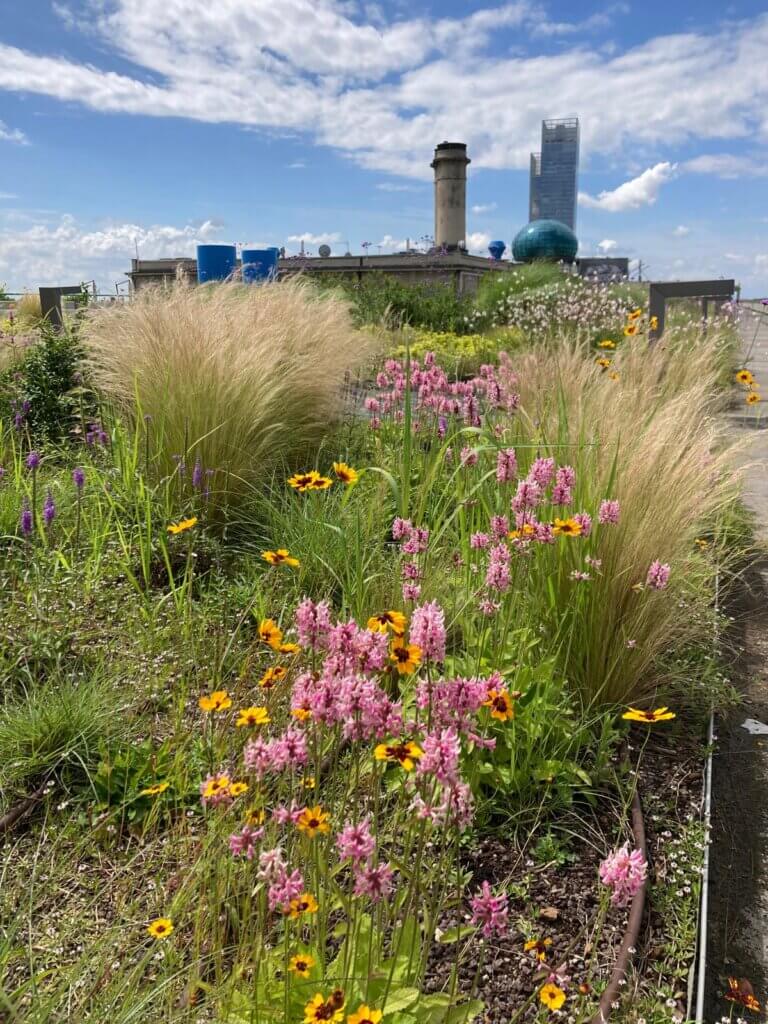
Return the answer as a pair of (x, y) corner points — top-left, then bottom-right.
(80, 280), (378, 511)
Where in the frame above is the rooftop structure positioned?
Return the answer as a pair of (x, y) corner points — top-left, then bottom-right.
(529, 117), (579, 232)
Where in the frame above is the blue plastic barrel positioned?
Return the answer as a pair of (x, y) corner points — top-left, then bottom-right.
(241, 247), (280, 284)
(197, 244), (237, 283)
(488, 240), (506, 261)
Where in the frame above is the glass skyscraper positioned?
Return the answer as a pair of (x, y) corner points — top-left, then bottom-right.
(528, 117), (579, 231)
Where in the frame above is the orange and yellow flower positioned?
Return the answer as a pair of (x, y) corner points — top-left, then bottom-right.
(262, 548), (300, 567)
(287, 892), (319, 919)
(524, 937), (552, 962)
(725, 977), (761, 1012)
(333, 462), (359, 486)
(229, 781), (249, 797)
(259, 665), (287, 690)
(735, 369), (755, 387)
(597, 339), (616, 349)
(595, 356), (612, 369)
(508, 523), (535, 541)
(303, 992), (345, 1024)
(367, 610), (407, 635)
(288, 953), (316, 978)
(167, 517), (197, 535)
(198, 690), (232, 713)
(553, 517), (582, 537)
(623, 323), (638, 337)
(258, 619), (283, 649)
(374, 739), (423, 772)
(297, 804), (331, 837)
(389, 641), (422, 674)
(622, 706), (676, 723)
(147, 918), (174, 940)
(484, 688), (515, 721)
(540, 983), (566, 1011)
(202, 774), (231, 800)
(288, 471), (322, 492)
(347, 1006), (383, 1024)
(140, 781), (170, 797)
(746, 391), (761, 405)
(236, 706), (270, 728)
(308, 474), (333, 491)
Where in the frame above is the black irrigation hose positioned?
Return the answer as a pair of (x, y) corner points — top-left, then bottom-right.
(591, 788), (648, 1024)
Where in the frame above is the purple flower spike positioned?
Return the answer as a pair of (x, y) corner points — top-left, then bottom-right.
(26, 450), (41, 471)
(20, 502), (33, 536)
(43, 491), (56, 527)
(192, 458), (203, 489)
(72, 467), (85, 491)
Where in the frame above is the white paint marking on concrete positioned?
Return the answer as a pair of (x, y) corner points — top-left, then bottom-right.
(741, 718), (768, 735)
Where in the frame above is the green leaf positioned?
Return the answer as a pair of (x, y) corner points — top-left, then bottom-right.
(437, 924), (477, 944)
(383, 987), (421, 1013)
(441, 999), (485, 1023)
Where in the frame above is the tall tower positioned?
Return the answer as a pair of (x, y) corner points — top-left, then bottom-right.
(431, 142), (470, 250)
(528, 117), (579, 230)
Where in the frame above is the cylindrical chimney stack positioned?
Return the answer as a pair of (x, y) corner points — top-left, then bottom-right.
(431, 141), (470, 251)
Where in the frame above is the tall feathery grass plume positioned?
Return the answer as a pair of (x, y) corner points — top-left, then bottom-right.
(80, 279), (379, 510)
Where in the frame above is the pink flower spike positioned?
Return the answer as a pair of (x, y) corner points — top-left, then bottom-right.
(470, 881), (509, 938)
(646, 560), (671, 590)
(410, 600), (446, 663)
(598, 499), (620, 524)
(599, 843), (647, 907)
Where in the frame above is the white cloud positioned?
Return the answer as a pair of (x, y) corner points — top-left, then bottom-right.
(531, 2), (630, 37)
(287, 160), (306, 169)
(0, 213), (225, 290)
(286, 231), (342, 247)
(579, 163), (677, 212)
(683, 154), (768, 178)
(376, 182), (423, 192)
(0, 120), (29, 145)
(0, 192), (17, 200)
(0, 5), (767, 178)
(597, 238), (617, 252)
(466, 231), (491, 254)
(673, 225), (690, 237)
(471, 202), (497, 214)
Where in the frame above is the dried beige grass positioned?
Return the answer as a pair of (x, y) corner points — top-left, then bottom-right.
(81, 279), (379, 505)
(508, 328), (744, 703)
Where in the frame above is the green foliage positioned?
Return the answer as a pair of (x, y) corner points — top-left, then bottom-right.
(0, 325), (90, 442)
(392, 327), (525, 377)
(0, 674), (121, 805)
(223, 912), (483, 1024)
(475, 261), (565, 311)
(331, 272), (474, 334)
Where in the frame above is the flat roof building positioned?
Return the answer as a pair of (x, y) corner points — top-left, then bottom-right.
(529, 117), (579, 231)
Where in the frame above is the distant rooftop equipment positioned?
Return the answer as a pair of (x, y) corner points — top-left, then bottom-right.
(488, 240), (506, 261)
(318, 244), (332, 258)
(196, 244), (237, 283)
(241, 247), (280, 284)
(512, 219), (578, 263)
(431, 141), (470, 251)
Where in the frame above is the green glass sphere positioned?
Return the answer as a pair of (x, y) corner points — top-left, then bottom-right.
(512, 219), (578, 263)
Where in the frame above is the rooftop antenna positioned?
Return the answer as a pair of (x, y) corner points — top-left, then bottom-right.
(300, 239), (306, 257)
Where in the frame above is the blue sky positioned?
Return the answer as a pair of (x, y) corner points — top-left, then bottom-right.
(1, 0), (767, 294)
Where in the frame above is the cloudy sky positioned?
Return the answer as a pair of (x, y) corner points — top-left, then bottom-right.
(1, 0), (767, 294)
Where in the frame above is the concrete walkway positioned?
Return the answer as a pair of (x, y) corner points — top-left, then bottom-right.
(705, 301), (768, 1017)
